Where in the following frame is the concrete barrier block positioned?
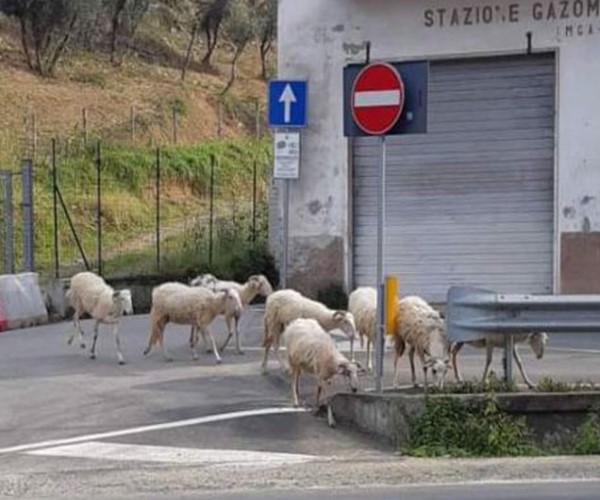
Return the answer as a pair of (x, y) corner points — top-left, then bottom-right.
(0, 273), (49, 330)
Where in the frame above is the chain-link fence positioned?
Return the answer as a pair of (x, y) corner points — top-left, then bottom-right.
(28, 138), (272, 281)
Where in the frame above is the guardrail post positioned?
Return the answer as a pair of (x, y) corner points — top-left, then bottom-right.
(0, 170), (14, 273)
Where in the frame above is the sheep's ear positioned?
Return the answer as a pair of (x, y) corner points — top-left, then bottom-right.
(112, 291), (121, 300)
(337, 363), (350, 375)
(354, 361), (368, 375)
(333, 310), (346, 321)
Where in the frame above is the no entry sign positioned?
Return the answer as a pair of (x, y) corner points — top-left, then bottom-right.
(344, 60), (429, 137)
(351, 63), (405, 135)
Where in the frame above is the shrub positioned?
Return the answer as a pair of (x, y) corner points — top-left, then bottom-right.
(406, 396), (540, 457)
(317, 283), (348, 310)
(574, 412), (600, 455)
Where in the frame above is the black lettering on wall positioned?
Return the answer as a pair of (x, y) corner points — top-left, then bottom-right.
(437, 8), (446, 26)
(560, 0), (570, 18)
(509, 3), (520, 22)
(533, 2), (544, 20)
(573, 0), (584, 16)
(451, 8), (461, 25)
(547, 2), (557, 19)
(424, 9), (434, 27)
(463, 7), (474, 24)
(588, 0), (600, 17)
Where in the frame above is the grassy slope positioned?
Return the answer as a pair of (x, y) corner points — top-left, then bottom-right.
(0, 13), (274, 278)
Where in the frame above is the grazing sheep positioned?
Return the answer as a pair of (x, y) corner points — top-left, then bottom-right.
(190, 274), (273, 354)
(189, 273), (217, 291)
(348, 287), (377, 372)
(144, 282), (242, 363)
(66, 271), (133, 365)
(282, 318), (365, 426)
(451, 332), (548, 389)
(391, 296), (450, 390)
(261, 289), (358, 374)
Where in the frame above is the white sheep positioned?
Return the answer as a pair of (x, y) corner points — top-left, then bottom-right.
(282, 318), (365, 426)
(189, 273), (217, 291)
(261, 289), (358, 374)
(391, 296), (451, 390)
(143, 282), (242, 363)
(190, 274), (273, 354)
(348, 286), (377, 372)
(451, 332), (548, 389)
(66, 271), (133, 365)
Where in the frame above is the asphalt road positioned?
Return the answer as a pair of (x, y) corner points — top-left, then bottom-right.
(0, 307), (599, 498)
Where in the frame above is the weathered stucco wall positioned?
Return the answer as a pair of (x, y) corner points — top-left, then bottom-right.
(277, 0), (600, 295)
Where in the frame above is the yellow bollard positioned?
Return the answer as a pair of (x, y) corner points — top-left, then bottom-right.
(385, 275), (398, 335)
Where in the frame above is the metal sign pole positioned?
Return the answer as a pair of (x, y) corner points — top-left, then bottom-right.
(375, 135), (387, 392)
(281, 179), (290, 289)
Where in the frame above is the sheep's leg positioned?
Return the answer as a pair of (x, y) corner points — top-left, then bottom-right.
(393, 338), (406, 388)
(408, 345), (418, 387)
(451, 342), (465, 383)
(482, 342), (494, 385)
(421, 353), (429, 392)
(188, 326), (197, 349)
(349, 335), (355, 363)
(204, 327), (222, 364)
(220, 315), (234, 352)
(89, 320), (100, 360)
(513, 345), (535, 389)
(190, 326), (199, 361)
(68, 308), (86, 349)
(112, 323), (126, 365)
(366, 338), (373, 373)
(234, 316), (244, 355)
(291, 368), (301, 407)
(273, 338), (289, 373)
(316, 383), (323, 407)
(261, 342), (271, 374)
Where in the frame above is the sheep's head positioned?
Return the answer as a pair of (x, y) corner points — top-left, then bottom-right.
(220, 288), (243, 317)
(190, 274), (217, 291)
(528, 332), (548, 359)
(332, 310), (358, 341)
(337, 360), (367, 393)
(424, 356), (450, 389)
(113, 290), (133, 315)
(248, 275), (274, 297)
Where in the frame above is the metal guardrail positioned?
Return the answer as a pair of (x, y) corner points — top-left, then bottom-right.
(446, 286), (600, 382)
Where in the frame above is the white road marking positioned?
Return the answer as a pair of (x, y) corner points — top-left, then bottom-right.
(0, 407), (308, 456)
(547, 347), (600, 355)
(27, 441), (317, 467)
(354, 90), (401, 107)
(397, 477), (600, 490)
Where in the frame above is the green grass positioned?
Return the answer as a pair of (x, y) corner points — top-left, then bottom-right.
(11, 138), (273, 278)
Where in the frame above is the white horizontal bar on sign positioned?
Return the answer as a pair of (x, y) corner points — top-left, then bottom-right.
(354, 90), (401, 107)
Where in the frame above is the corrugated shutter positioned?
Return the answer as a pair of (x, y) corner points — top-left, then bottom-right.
(352, 54), (555, 302)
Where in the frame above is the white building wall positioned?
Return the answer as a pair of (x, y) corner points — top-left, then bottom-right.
(277, 0), (600, 296)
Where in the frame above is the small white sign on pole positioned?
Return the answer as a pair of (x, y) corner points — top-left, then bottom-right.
(273, 132), (300, 180)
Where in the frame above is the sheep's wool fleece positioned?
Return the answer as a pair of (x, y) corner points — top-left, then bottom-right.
(283, 318), (341, 377)
(348, 287), (377, 341)
(69, 272), (116, 319)
(152, 283), (223, 324)
(397, 296), (446, 358)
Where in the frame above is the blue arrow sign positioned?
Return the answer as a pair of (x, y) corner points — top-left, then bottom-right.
(268, 80), (307, 128)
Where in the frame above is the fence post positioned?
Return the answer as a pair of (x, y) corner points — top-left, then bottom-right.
(252, 160), (257, 245)
(255, 100), (261, 141)
(0, 170), (14, 274)
(32, 111), (37, 161)
(172, 106), (178, 145)
(217, 102), (223, 138)
(96, 141), (102, 276)
(209, 154), (215, 265)
(130, 106), (135, 143)
(83, 108), (88, 148)
(156, 147), (161, 272)
(52, 139), (59, 279)
(21, 160), (34, 272)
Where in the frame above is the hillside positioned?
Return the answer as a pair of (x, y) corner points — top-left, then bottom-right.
(0, 8), (272, 165)
(0, 7), (276, 283)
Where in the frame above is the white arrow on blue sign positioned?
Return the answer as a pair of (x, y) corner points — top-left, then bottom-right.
(268, 80), (307, 128)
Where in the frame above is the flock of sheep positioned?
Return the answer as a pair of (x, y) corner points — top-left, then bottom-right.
(65, 271), (548, 414)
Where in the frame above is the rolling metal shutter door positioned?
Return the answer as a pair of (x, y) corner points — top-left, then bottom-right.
(352, 54), (555, 302)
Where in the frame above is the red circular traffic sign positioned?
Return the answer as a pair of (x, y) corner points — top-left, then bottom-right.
(351, 63), (405, 135)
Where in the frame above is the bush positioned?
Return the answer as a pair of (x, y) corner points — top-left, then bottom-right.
(317, 283), (348, 310)
(406, 396), (540, 457)
(574, 412), (600, 455)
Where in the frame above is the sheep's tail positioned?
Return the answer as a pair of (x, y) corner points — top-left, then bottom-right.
(147, 309), (164, 349)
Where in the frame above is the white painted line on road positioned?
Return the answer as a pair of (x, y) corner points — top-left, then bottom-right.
(547, 347), (600, 355)
(0, 407), (308, 456)
(27, 441), (317, 467)
(395, 477), (600, 490)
